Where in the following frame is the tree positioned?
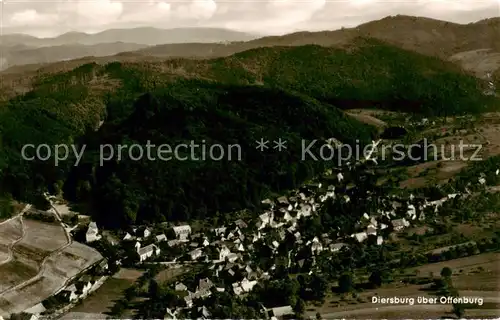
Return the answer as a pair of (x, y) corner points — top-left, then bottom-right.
(440, 267), (452, 278)
(148, 279), (161, 299)
(109, 300), (127, 317)
(294, 298), (306, 319)
(369, 270), (383, 288)
(452, 302), (465, 318)
(338, 273), (353, 293)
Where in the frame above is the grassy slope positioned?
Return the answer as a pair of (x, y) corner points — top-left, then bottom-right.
(0, 39), (497, 224)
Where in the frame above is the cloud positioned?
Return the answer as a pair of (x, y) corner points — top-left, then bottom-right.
(120, 1), (171, 23)
(174, 0), (218, 20)
(1, 0), (499, 37)
(8, 9), (58, 27)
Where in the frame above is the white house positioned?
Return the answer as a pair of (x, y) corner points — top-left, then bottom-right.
(329, 242), (346, 252)
(391, 218), (410, 231)
(156, 234), (167, 242)
(137, 244), (160, 262)
(189, 248), (203, 260)
(377, 236), (384, 245)
(366, 225), (377, 236)
(123, 232), (133, 240)
(311, 237), (323, 254)
(143, 228), (151, 238)
(214, 227), (226, 237)
(297, 204), (312, 218)
(258, 212), (273, 230)
(218, 245), (231, 261)
(62, 284), (78, 302)
(85, 222), (101, 243)
(352, 232), (368, 243)
(173, 225), (191, 240)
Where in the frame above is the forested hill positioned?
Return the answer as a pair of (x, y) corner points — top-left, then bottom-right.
(66, 82), (375, 227)
(0, 38), (497, 225)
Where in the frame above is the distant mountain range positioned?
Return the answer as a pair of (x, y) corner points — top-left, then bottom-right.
(0, 27), (258, 70)
(0, 27), (258, 47)
(1, 16), (499, 79)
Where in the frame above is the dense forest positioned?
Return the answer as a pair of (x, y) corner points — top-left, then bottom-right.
(0, 38), (497, 224)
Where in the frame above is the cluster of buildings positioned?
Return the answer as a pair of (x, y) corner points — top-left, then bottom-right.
(71, 139), (498, 318)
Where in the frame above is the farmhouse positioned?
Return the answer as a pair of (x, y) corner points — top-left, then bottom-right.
(156, 234), (167, 242)
(267, 305), (294, 318)
(391, 218), (410, 231)
(173, 225), (191, 240)
(85, 222), (101, 243)
(137, 243), (161, 262)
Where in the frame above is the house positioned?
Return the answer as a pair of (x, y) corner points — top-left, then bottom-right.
(226, 252), (240, 263)
(297, 204), (312, 218)
(173, 225), (191, 240)
(337, 172), (344, 182)
(85, 222), (101, 243)
(276, 196), (289, 205)
(391, 218), (410, 231)
(197, 278), (214, 291)
(352, 232), (368, 243)
(377, 236), (384, 245)
(366, 225), (377, 236)
(198, 306), (211, 319)
(156, 234), (167, 242)
(267, 305), (294, 318)
(189, 248), (203, 260)
(218, 245), (231, 261)
(407, 205), (417, 220)
(143, 228), (151, 238)
(311, 237), (323, 254)
(98, 259), (108, 273)
(165, 308), (179, 320)
(75, 276), (94, 298)
(137, 244), (160, 262)
(234, 219), (248, 229)
(329, 242), (347, 252)
(261, 198), (274, 209)
(232, 278), (258, 295)
(214, 227), (226, 237)
(175, 282), (187, 291)
(258, 211), (273, 229)
(61, 284), (78, 302)
(123, 232), (133, 240)
(168, 239), (182, 247)
(184, 292), (194, 308)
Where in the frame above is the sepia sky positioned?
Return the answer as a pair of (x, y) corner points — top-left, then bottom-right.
(0, 0), (499, 37)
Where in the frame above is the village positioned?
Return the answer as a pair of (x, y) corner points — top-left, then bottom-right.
(2, 116), (500, 320)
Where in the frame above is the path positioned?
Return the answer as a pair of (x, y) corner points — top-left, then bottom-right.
(0, 204), (31, 265)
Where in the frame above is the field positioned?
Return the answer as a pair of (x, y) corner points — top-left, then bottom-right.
(0, 241), (103, 316)
(307, 253), (500, 319)
(396, 114), (500, 188)
(154, 266), (186, 283)
(0, 219), (68, 294)
(0, 217), (102, 317)
(12, 219), (68, 262)
(0, 217), (23, 262)
(68, 268), (144, 315)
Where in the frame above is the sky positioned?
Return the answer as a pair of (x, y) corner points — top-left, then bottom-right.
(0, 0), (499, 37)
